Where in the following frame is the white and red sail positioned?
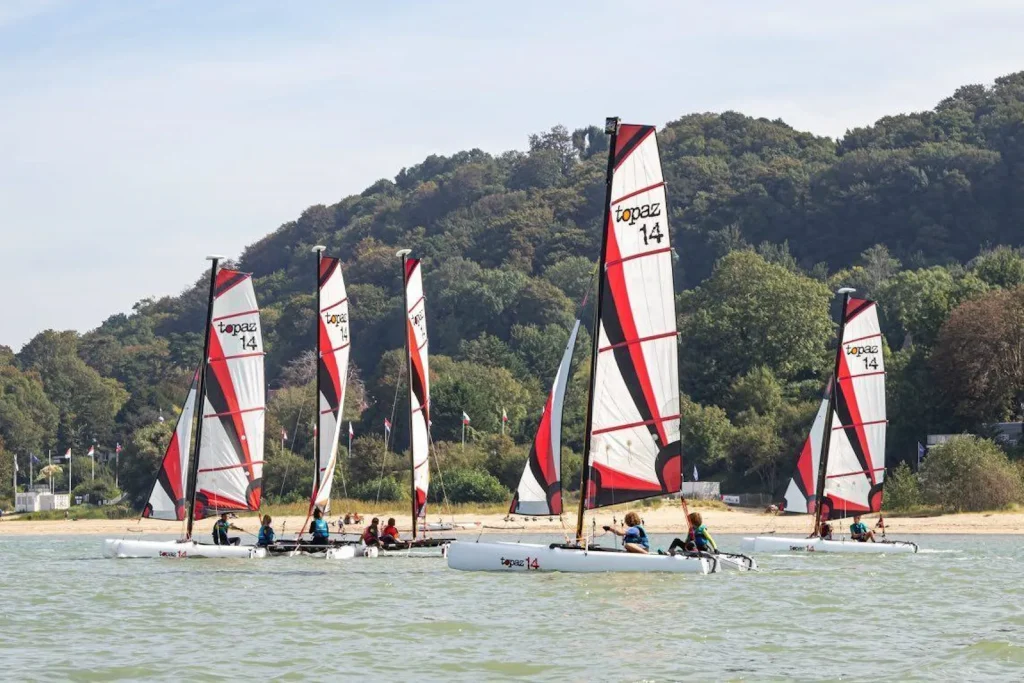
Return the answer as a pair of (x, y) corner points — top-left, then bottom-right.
(311, 255), (349, 513)
(143, 369), (199, 520)
(584, 123), (682, 510)
(782, 380), (831, 514)
(404, 257), (431, 521)
(821, 297), (886, 519)
(192, 268), (266, 519)
(511, 320), (580, 516)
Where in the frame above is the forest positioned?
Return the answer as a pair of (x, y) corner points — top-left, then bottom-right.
(4, 72), (1024, 512)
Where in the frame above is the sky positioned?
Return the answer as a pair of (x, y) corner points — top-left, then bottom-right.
(2, 0), (1024, 350)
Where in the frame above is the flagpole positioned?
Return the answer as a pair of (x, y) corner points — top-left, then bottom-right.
(48, 450), (52, 495)
(462, 420), (465, 451)
(29, 454), (33, 491)
(115, 446), (119, 489)
(68, 450), (72, 500)
(91, 446), (95, 482)
(500, 408), (504, 436)
(11, 453), (16, 495)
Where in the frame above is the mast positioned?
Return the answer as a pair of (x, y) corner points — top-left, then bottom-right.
(575, 116), (620, 543)
(185, 255), (222, 540)
(312, 245), (326, 507)
(397, 248), (416, 539)
(812, 287), (855, 535)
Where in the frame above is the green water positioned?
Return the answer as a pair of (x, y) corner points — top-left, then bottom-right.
(1, 533), (1022, 681)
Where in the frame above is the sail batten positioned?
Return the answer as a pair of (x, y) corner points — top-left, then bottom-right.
(310, 255), (350, 514)
(192, 268), (266, 520)
(581, 122), (682, 514)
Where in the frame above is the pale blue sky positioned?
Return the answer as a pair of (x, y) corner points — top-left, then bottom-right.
(2, 0), (1024, 349)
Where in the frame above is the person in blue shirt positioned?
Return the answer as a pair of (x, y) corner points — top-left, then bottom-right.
(604, 511), (649, 554)
(257, 515), (275, 547)
(212, 513), (241, 546)
(850, 515), (876, 542)
(309, 508), (330, 545)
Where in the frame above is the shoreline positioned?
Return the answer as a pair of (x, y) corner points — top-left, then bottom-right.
(2, 507), (1022, 537)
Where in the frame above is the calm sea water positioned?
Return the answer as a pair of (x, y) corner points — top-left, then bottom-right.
(1, 533), (1022, 681)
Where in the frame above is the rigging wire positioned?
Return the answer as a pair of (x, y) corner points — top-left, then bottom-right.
(374, 362), (404, 505)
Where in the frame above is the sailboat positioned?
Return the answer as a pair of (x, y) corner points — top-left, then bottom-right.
(448, 118), (712, 573)
(741, 290), (917, 554)
(104, 256), (267, 559)
(273, 246), (359, 558)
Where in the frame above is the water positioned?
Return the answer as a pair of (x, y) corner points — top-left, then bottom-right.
(2, 533), (1022, 681)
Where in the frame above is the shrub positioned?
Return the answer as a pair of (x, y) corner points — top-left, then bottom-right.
(919, 435), (1024, 511)
(432, 468), (508, 504)
(349, 477), (407, 502)
(883, 462), (921, 510)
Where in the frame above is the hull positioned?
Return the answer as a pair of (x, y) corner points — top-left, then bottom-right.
(324, 545), (360, 560)
(103, 538), (267, 559)
(716, 552), (758, 571)
(447, 541), (711, 574)
(740, 536), (918, 554)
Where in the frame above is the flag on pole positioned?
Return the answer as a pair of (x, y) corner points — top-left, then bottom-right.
(692, 465), (699, 482)
(87, 446), (95, 458)
(312, 423), (318, 438)
(281, 428), (288, 441)
(64, 448), (72, 461)
(917, 442), (926, 469)
(31, 454), (41, 465)
(115, 443), (122, 454)
(501, 409), (508, 423)
(384, 418), (392, 435)
(13, 454), (18, 472)
(348, 422), (354, 439)
(462, 411), (471, 425)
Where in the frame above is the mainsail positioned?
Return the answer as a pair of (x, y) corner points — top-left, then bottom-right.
(192, 268), (266, 520)
(143, 369), (199, 520)
(401, 254), (431, 527)
(782, 380), (831, 514)
(311, 252), (350, 513)
(580, 120), (682, 525)
(510, 320), (581, 516)
(820, 297), (886, 520)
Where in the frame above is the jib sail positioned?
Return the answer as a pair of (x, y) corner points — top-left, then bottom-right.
(782, 380), (831, 514)
(143, 369), (199, 521)
(511, 320), (581, 516)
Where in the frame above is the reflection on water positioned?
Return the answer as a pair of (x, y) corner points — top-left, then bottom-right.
(0, 533), (1021, 681)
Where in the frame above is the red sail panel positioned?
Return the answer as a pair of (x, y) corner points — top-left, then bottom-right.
(311, 256), (349, 513)
(585, 124), (682, 510)
(511, 320), (580, 516)
(193, 269), (266, 520)
(404, 258), (431, 520)
(143, 369), (199, 520)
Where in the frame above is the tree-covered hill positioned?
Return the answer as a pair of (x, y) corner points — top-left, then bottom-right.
(4, 72), (1024, 508)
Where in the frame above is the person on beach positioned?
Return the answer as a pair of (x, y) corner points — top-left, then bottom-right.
(257, 515), (275, 547)
(309, 508), (330, 545)
(666, 512), (717, 555)
(213, 513), (242, 546)
(362, 517), (382, 548)
(850, 515), (876, 542)
(604, 511), (649, 554)
(380, 518), (409, 548)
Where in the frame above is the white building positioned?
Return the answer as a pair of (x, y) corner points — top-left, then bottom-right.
(15, 490), (70, 512)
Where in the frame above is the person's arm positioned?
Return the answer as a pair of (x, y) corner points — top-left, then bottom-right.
(603, 525), (623, 537)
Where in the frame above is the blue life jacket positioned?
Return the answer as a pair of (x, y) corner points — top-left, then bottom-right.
(851, 521), (868, 536)
(312, 518), (329, 539)
(258, 525), (274, 546)
(623, 525), (649, 549)
(691, 524), (716, 551)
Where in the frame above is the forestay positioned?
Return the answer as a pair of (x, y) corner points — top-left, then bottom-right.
(584, 124), (682, 510)
(782, 380), (830, 514)
(404, 258), (431, 521)
(193, 269), (266, 519)
(510, 320), (581, 516)
(822, 297), (886, 519)
(313, 256), (349, 513)
(143, 369), (198, 520)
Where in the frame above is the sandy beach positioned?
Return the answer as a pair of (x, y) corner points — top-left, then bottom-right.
(3, 506), (1023, 537)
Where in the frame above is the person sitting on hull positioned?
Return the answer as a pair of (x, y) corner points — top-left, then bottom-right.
(309, 508), (330, 545)
(257, 515), (275, 547)
(809, 519), (833, 540)
(604, 511), (649, 554)
(850, 514), (876, 542)
(666, 512), (717, 555)
(362, 517), (382, 548)
(212, 513), (242, 546)
(380, 517), (409, 549)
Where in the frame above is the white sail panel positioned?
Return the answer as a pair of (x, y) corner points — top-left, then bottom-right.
(782, 385), (830, 515)
(193, 269), (265, 519)
(143, 370), (198, 520)
(822, 298), (886, 519)
(405, 258), (431, 520)
(313, 256), (350, 513)
(511, 320), (580, 516)
(585, 124), (681, 510)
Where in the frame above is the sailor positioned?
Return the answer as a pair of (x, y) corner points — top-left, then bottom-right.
(309, 508), (330, 545)
(257, 515), (275, 547)
(667, 512), (717, 554)
(380, 517), (409, 548)
(212, 513), (242, 546)
(604, 511), (649, 554)
(815, 519), (833, 540)
(362, 517), (382, 548)
(850, 515), (876, 542)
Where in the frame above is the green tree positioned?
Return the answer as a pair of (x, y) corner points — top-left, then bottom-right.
(919, 435), (1024, 511)
(883, 462), (921, 510)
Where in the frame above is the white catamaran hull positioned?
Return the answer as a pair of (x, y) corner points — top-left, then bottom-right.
(103, 538), (267, 559)
(324, 545), (359, 560)
(740, 536), (918, 554)
(447, 541), (712, 573)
